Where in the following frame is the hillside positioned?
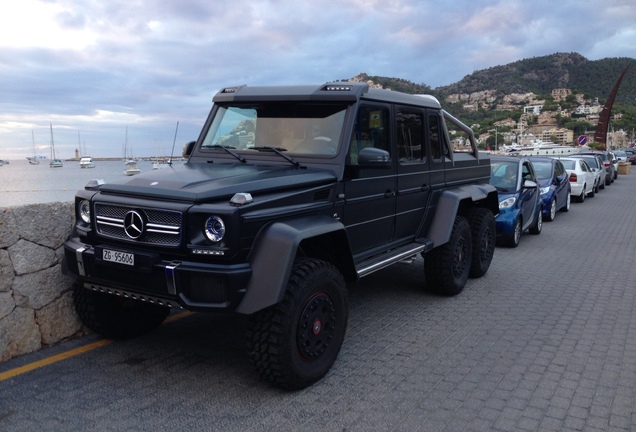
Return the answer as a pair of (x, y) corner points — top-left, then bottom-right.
(435, 52), (636, 102)
(344, 53), (636, 143)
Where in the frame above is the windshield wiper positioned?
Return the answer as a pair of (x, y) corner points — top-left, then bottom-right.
(208, 145), (246, 163)
(252, 146), (300, 167)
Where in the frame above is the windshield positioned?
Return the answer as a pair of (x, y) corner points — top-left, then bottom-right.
(578, 156), (599, 169)
(200, 102), (348, 158)
(532, 161), (553, 180)
(560, 159), (576, 170)
(490, 161), (518, 191)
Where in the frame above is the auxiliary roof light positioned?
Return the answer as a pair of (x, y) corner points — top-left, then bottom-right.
(230, 192), (253, 206)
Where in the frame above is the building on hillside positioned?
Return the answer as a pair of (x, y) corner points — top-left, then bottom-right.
(495, 103), (519, 111)
(539, 128), (574, 145)
(538, 111), (558, 126)
(551, 88), (572, 101)
(575, 105), (602, 115)
(524, 105), (543, 115)
(586, 114), (600, 125)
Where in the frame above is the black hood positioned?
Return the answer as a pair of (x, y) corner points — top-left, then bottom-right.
(97, 162), (336, 202)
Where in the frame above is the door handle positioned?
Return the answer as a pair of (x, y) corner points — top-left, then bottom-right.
(384, 191), (395, 198)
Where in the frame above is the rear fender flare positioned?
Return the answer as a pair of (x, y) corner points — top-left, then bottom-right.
(426, 184), (498, 246)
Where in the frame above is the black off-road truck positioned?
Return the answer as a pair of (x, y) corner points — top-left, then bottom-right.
(63, 83), (498, 389)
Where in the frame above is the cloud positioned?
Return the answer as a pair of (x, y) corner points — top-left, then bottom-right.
(1, 0), (635, 159)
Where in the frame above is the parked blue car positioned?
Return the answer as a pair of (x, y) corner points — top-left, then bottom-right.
(490, 156), (543, 247)
(528, 157), (571, 221)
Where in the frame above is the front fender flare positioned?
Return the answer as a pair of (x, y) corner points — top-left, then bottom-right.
(235, 215), (349, 314)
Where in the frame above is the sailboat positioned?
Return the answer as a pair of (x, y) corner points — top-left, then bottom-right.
(78, 131), (95, 168)
(49, 124), (63, 168)
(28, 130), (40, 165)
(153, 121), (178, 169)
(123, 126), (141, 176)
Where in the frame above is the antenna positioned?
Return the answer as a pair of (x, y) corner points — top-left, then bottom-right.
(169, 121), (179, 166)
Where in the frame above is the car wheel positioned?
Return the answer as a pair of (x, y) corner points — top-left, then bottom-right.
(561, 192), (571, 212)
(247, 258), (347, 390)
(579, 187), (586, 202)
(504, 218), (522, 248)
(72, 283), (170, 339)
(467, 208), (496, 278)
(589, 184), (595, 197)
(529, 208), (543, 235)
(424, 215), (472, 296)
(546, 198), (557, 221)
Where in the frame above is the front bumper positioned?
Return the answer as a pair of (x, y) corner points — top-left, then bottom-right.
(62, 236), (252, 312)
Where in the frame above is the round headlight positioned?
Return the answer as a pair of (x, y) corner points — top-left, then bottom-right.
(79, 200), (91, 223)
(204, 216), (225, 242)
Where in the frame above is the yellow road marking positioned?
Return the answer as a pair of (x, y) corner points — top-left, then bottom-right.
(0, 311), (195, 382)
(0, 339), (112, 381)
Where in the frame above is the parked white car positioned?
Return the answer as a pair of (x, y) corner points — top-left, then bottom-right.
(558, 157), (596, 202)
(614, 150), (627, 162)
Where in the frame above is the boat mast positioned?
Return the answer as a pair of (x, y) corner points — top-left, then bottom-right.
(50, 123), (55, 160)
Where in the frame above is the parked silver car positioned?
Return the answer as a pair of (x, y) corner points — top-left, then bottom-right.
(572, 154), (605, 192)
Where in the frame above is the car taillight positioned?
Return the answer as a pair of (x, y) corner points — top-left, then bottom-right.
(569, 173), (577, 182)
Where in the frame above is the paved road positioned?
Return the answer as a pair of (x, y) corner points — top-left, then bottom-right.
(2, 168), (636, 432)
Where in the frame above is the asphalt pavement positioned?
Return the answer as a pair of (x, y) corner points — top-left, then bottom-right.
(1, 167), (636, 432)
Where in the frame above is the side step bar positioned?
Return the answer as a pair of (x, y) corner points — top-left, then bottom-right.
(356, 239), (434, 278)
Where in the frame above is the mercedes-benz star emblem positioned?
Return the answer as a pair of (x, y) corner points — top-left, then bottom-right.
(124, 210), (145, 239)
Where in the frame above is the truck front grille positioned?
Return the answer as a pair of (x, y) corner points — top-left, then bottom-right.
(95, 203), (182, 247)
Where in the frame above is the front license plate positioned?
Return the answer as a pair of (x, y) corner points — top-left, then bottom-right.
(103, 249), (135, 266)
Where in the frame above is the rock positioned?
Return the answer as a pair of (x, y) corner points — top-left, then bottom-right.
(0, 306), (41, 361)
(0, 291), (15, 320)
(12, 266), (73, 309)
(36, 291), (83, 345)
(7, 239), (57, 275)
(0, 249), (14, 292)
(0, 207), (19, 249)
(12, 203), (74, 249)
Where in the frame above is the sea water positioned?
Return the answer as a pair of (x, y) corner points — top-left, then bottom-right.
(0, 159), (182, 207)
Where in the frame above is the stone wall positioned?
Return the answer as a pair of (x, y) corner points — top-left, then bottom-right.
(0, 203), (86, 362)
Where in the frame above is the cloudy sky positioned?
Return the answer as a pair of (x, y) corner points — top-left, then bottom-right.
(1, 0), (635, 160)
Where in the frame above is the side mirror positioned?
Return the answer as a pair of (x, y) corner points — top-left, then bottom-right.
(182, 141), (196, 158)
(523, 179), (537, 189)
(357, 147), (391, 167)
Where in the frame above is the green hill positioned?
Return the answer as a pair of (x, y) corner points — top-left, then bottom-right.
(344, 53), (636, 139)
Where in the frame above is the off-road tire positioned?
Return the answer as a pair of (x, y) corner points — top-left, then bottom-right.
(424, 215), (472, 296)
(247, 258), (348, 390)
(72, 283), (170, 339)
(467, 208), (495, 278)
